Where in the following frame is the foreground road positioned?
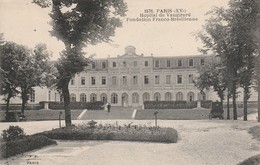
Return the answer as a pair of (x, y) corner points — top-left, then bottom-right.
(0, 115), (260, 165)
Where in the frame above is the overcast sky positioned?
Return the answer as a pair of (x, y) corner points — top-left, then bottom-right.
(0, 0), (229, 59)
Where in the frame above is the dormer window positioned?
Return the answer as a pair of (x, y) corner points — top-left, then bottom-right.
(188, 59), (194, 66)
(155, 60), (160, 67)
(102, 62), (106, 69)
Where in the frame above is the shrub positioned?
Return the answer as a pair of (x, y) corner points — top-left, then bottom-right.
(87, 120), (98, 128)
(0, 135), (57, 158)
(249, 126), (260, 141)
(201, 100), (212, 108)
(143, 101), (197, 109)
(0, 104), (43, 111)
(36, 122), (178, 143)
(2, 125), (26, 141)
(39, 101), (104, 110)
(238, 154), (260, 165)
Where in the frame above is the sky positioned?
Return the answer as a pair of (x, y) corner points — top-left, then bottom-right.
(0, 0), (229, 60)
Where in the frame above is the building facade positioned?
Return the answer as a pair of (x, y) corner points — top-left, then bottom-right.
(54, 45), (214, 107)
(7, 46), (257, 107)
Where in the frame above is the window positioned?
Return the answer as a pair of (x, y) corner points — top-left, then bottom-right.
(177, 75), (182, 84)
(70, 77), (75, 85)
(177, 60), (182, 67)
(48, 90), (51, 101)
(91, 77), (96, 85)
(188, 59), (194, 66)
(30, 90), (35, 102)
(188, 74), (193, 84)
(80, 93), (86, 102)
(155, 75), (160, 84)
(165, 92), (172, 101)
(81, 77), (85, 85)
(113, 62), (116, 67)
(145, 61), (149, 66)
(112, 76), (117, 85)
(133, 76), (138, 85)
(198, 92), (206, 101)
(134, 61), (137, 67)
(111, 93), (118, 104)
(55, 93), (58, 101)
(200, 58), (205, 65)
(60, 94), (64, 102)
(123, 61), (127, 67)
(154, 92), (161, 101)
(166, 75), (171, 84)
(70, 93), (76, 102)
(176, 92), (183, 101)
(92, 62), (96, 69)
(132, 93), (139, 103)
(123, 76), (127, 85)
(155, 60), (160, 67)
(143, 93), (150, 102)
(187, 92), (195, 102)
(100, 93), (107, 103)
(102, 62), (106, 69)
(166, 60), (171, 67)
(144, 76), (149, 84)
(90, 93), (97, 102)
(101, 76), (106, 85)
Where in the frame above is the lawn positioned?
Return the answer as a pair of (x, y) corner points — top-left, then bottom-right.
(0, 110), (83, 121)
(135, 108), (257, 120)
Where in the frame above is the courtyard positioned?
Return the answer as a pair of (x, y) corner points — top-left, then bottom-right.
(0, 113), (259, 165)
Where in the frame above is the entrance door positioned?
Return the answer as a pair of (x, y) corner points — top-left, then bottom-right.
(122, 93), (128, 107)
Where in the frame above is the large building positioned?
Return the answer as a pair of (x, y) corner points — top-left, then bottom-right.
(53, 45), (214, 107)
(3, 46), (257, 107)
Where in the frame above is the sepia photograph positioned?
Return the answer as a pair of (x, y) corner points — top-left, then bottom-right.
(0, 0), (260, 164)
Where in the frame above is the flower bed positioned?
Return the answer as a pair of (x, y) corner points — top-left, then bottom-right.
(36, 121), (178, 143)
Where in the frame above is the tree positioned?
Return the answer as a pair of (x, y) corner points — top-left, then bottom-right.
(34, 0), (127, 127)
(16, 43), (53, 114)
(197, 0), (259, 120)
(0, 42), (24, 113)
(253, 1), (260, 122)
(194, 60), (226, 108)
(229, 0), (259, 121)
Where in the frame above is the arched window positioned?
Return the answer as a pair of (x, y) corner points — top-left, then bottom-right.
(70, 93), (76, 102)
(60, 94), (64, 102)
(187, 92), (195, 102)
(165, 92), (172, 101)
(90, 93), (97, 102)
(176, 92), (183, 101)
(111, 93), (118, 104)
(143, 93), (150, 102)
(198, 92), (206, 101)
(30, 90), (35, 102)
(100, 93), (107, 104)
(154, 92), (161, 101)
(80, 93), (86, 102)
(132, 93), (139, 103)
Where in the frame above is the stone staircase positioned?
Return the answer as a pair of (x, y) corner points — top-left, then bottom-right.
(78, 106), (136, 120)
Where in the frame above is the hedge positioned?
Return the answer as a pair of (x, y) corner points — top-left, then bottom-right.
(0, 104), (43, 111)
(0, 135), (57, 158)
(201, 100), (212, 109)
(144, 101), (198, 109)
(39, 101), (104, 110)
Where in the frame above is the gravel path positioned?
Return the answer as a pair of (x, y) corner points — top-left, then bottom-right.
(1, 114), (260, 165)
